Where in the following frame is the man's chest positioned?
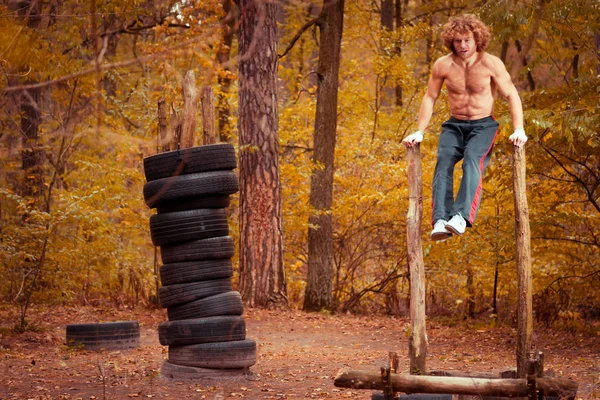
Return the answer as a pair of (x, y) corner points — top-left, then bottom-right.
(444, 65), (494, 95)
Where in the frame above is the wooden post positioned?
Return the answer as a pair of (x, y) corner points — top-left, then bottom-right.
(513, 145), (532, 378)
(201, 86), (216, 145)
(388, 352), (399, 374)
(381, 366), (394, 400)
(157, 98), (172, 152)
(406, 145), (427, 374)
(526, 356), (538, 400)
(179, 70), (198, 149)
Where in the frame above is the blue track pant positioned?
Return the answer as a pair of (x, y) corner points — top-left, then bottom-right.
(431, 116), (499, 227)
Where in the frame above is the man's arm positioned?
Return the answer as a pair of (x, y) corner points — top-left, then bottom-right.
(492, 56), (527, 147)
(403, 58), (445, 147)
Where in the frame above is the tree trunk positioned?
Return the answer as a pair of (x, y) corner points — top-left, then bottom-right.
(217, 0), (236, 142)
(303, 0), (345, 312)
(512, 0), (544, 91)
(466, 261), (475, 319)
(394, 0), (402, 106)
(236, 0), (288, 309)
(102, 14), (119, 97)
(20, 87), (43, 197)
(9, 0), (43, 198)
(595, 33), (600, 76)
(378, 0), (394, 108)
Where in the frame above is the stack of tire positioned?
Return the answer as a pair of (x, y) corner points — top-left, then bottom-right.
(142, 144), (256, 378)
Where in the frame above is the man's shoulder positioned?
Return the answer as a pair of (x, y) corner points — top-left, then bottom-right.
(435, 54), (454, 65)
(432, 54), (454, 73)
(479, 52), (503, 66)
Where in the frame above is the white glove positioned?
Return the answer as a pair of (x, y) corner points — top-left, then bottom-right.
(509, 128), (528, 147)
(403, 130), (424, 147)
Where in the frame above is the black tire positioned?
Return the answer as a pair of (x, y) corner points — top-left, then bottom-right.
(160, 259), (233, 286)
(159, 278), (232, 308)
(160, 360), (249, 380)
(143, 170), (239, 209)
(150, 209), (229, 246)
(160, 236), (235, 264)
(66, 321), (140, 350)
(167, 291), (244, 321)
(143, 144), (237, 182)
(168, 339), (257, 369)
(159, 316), (246, 346)
(156, 194), (230, 214)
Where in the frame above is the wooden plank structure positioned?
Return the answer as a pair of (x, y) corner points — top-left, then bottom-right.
(333, 144), (578, 399)
(156, 72), (216, 151)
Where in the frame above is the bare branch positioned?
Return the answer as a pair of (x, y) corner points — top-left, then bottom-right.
(279, 17), (319, 59)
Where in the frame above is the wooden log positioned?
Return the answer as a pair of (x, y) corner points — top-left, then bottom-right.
(179, 70), (198, 149)
(201, 86), (216, 145)
(406, 145), (428, 374)
(333, 370), (578, 398)
(512, 145), (532, 378)
(429, 370), (516, 379)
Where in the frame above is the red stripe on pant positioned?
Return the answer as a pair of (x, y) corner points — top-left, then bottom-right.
(468, 127), (498, 223)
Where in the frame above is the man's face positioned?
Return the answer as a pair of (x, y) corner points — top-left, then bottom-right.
(453, 31), (477, 59)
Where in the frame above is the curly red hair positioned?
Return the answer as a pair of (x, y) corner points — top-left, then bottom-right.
(441, 14), (491, 54)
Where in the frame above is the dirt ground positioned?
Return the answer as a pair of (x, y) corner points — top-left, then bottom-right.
(0, 306), (598, 400)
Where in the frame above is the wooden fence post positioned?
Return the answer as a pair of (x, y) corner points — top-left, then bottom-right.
(201, 86), (216, 145)
(513, 145), (532, 378)
(406, 145), (428, 374)
(157, 98), (172, 152)
(179, 70), (198, 149)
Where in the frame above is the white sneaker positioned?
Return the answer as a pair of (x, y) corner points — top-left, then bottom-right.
(445, 214), (467, 236)
(430, 220), (452, 241)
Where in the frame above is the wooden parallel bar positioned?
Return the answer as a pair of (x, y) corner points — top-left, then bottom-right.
(333, 369), (577, 398)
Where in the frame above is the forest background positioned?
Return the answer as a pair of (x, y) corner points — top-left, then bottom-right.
(0, 0), (598, 332)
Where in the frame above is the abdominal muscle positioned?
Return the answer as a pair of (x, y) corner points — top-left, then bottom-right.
(448, 92), (494, 120)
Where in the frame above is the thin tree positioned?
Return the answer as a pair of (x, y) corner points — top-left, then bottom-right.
(11, 0), (43, 198)
(236, 0), (288, 309)
(303, 0), (345, 312)
(216, 0), (236, 142)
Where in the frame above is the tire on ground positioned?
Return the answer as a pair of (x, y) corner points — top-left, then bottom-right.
(159, 315), (246, 346)
(167, 291), (243, 321)
(372, 394), (453, 400)
(168, 339), (257, 369)
(159, 278), (232, 308)
(160, 259), (233, 286)
(143, 170), (239, 209)
(160, 236), (235, 264)
(150, 209), (229, 246)
(160, 360), (249, 380)
(66, 321), (140, 350)
(143, 144), (237, 182)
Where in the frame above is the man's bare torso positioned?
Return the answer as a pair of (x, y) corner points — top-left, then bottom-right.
(438, 52), (497, 120)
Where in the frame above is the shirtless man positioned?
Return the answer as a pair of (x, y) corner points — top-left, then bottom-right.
(402, 14), (528, 241)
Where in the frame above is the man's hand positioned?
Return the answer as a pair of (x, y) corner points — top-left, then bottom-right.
(509, 128), (527, 147)
(402, 131), (424, 148)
